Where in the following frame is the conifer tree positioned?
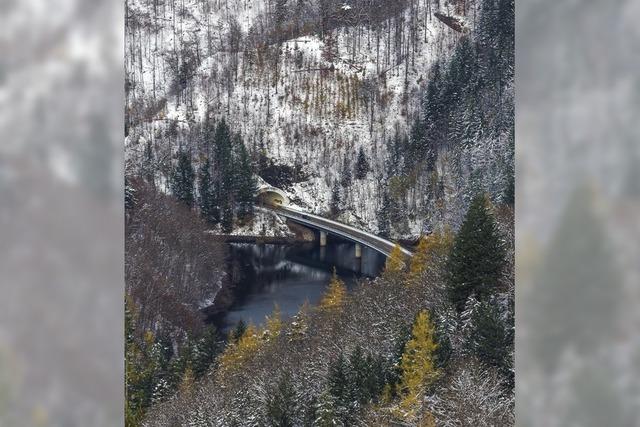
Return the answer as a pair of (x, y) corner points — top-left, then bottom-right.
(398, 310), (439, 416)
(214, 119), (234, 195)
(192, 326), (222, 378)
(408, 230), (454, 282)
(218, 324), (261, 376)
(327, 353), (354, 425)
(385, 244), (406, 275)
(221, 199), (234, 233)
(178, 364), (195, 397)
(447, 193), (505, 311)
(288, 301), (310, 341)
(314, 390), (338, 427)
(355, 147), (370, 179)
(265, 304), (283, 341)
(265, 374), (297, 427)
(198, 158), (220, 224)
(340, 154), (352, 189)
(231, 320), (247, 343)
(329, 180), (341, 217)
(348, 346), (370, 404)
(235, 141), (257, 220)
(468, 301), (512, 377)
(378, 191), (391, 238)
(171, 149), (195, 207)
(320, 268), (347, 312)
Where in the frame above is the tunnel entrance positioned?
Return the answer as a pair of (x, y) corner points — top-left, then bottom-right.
(256, 188), (290, 207)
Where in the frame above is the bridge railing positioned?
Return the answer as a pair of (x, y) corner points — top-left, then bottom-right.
(267, 205), (413, 257)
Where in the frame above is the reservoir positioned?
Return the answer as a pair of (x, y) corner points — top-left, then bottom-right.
(208, 239), (387, 332)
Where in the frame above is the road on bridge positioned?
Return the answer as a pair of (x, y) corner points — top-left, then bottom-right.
(264, 205), (413, 258)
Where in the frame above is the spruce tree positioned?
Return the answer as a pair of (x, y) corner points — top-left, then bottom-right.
(348, 346), (369, 404)
(171, 149), (195, 207)
(265, 374), (297, 427)
(468, 301), (512, 381)
(214, 119), (234, 196)
(221, 200), (234, 233)
(327, 353), (353, 425)
(447, 193), (505, 311)
(355, 147), (370, 179)
(329, 180), (341, 216)
(314, 390), (338, 427)
(192, 326), (222, 378)
(378, 191), (391, 238)
(231, 320), (247, 343)
(235, 141), (257, 220)
(198, 158), (220, 224)
(340, 154), (352, 189)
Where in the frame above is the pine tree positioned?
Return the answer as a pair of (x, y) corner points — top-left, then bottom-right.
(230, 320), (247, 343)
(340, 154), (352, 189)
(198, 158), (220, 224)
(378, 191), (391, 238)
(192, 326), (222, 378)
(447, 193), (505, 311)
(320, 268), (347, 312)
(265, 374), (297, 427)
(171, 149), (195, 207)
(221, 199), (234, 233)
(214, 119), (234, 195)
(329, 180), (341, 216)
(314, 390), (338, 427)
(327, 353), (353, 424)
(355, 147), (370, 179)
(468, 301), (512, 378)
(348, 346), (370, 404)
(235, 141), (257, 220)
(398, 310), (439, 416)
(288, 301), (310, 341)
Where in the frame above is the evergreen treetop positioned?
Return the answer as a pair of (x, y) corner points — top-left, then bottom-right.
(447, 193), (506, 311)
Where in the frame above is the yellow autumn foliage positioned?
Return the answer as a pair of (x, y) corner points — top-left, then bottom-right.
(385, 244), (406, 275)
(265, 304), (283, 340)
(217, 324), (261, 376)
(319, 268), (347, 311)
(408, 229), (454, 282)
(179, 364), (195, 397)
(397, 310), (439, 418)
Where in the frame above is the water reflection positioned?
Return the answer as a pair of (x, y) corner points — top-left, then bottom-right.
(210, 240), (386, 332)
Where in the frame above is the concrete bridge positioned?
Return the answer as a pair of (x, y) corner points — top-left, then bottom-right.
(256, 186), (412, 258)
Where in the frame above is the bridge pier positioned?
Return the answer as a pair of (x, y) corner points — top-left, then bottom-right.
(355, 243), (362, 258)
(319, 231), (327, 247)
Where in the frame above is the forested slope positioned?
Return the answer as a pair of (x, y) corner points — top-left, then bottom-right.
(124, 0), (514, 425)
(140, 195), (514, 426)
(125, 0), (513, 237)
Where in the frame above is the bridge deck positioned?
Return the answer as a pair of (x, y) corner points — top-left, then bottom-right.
(265, 205), (413, 258)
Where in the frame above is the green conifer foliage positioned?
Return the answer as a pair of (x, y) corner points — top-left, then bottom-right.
(265, 374), (297, 427)
(447, 193), (505, 311)
(171, 150), (195, 207)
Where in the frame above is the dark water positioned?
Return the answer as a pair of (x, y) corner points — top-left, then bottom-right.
(209, 239), (387, 332)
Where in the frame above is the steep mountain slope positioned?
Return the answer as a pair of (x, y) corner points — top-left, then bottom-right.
(125, 0), (508, 237)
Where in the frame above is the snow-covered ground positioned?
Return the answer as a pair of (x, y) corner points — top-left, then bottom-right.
(125, 0), (465, 237)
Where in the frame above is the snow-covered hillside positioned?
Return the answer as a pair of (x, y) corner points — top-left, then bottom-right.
(125, 0), (509, 237)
